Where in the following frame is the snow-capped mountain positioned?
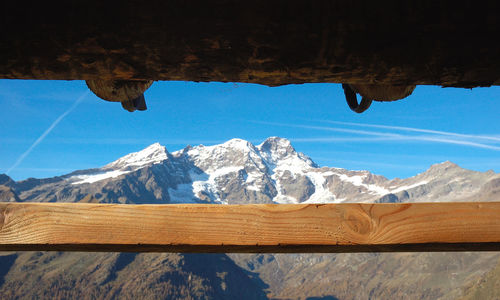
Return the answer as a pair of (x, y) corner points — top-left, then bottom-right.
(2, 137), (500, 300)
(3, 137), (499, 205)
(70, 142), (169, 184)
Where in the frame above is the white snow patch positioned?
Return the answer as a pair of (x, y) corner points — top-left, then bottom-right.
(258, 137), (315, 172)
(70, 143), (168, 185)
(107, 142), (168, 168)
(223, 138), (255, 152)
(71, 170), (130, 184)
(245, 171), (263, 191)
(273, 194), (299, 204)
(246, 171), (262, 182)
(339, 174), (364, 185)
(183, 139), (265, 174)
(390, 180), (429, 193)
(209, 166), (242, 177)
(168, 183), (199, 203)
(366, 185), (390, 195)
(339, 174), (389, 195)
(271, 170), (299, 204)
(274, 157), (312, 174)
(321, 171), (336, 177)
(246, 186), (261, 191)
(173, 167), (242, 204)
(303, 172), (337, 203)
(187, 139), (254, 158)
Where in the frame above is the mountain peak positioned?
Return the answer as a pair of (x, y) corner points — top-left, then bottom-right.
(106, 143), (168, 169)
(428, 161), (460, 171)
(257, 137), (317, 169)
(222, 138), (256, 151)
(258, 137), (294, 155)
(0, 174), (15, 186)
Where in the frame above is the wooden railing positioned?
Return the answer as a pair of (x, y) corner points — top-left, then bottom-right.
(1, 202), (500, 252)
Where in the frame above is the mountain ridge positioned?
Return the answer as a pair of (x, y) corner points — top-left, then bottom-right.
(2, 137), (498, 206)
(1, 137), (500, 299)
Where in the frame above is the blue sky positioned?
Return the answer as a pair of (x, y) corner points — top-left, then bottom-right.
(1, 79), (499, 181)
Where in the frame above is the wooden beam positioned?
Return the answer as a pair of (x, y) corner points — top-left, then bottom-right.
(1, 1), (499, 87)
(1, 202), (500, 252)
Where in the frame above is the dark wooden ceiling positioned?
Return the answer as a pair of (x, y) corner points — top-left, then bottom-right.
(2, 1), (499, 87)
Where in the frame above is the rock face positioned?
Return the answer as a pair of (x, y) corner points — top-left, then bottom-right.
(1, 137), (500, 299)
(0, 185), (20, 202)
(461, 257), (500, 300)
(229, 252), (500, 300)
(7, 138), (498, 206)
(0, 252), (268, 300)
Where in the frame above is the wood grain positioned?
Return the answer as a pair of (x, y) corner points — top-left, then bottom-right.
(1, 202), (500, 252)
(2, 1), (499, 87)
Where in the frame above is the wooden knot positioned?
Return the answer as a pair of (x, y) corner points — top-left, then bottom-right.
(341, 207), (374, 237)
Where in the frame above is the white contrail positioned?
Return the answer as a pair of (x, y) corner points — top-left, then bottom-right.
(410, 136), (500, 151)
(290, 136), (400, 143)
(322, 120), (500, 142)
(290, 136), (500, 150)
(251, 121), (401, 138)
(6, 91), (89, 175)
(251, 120), (500, 151)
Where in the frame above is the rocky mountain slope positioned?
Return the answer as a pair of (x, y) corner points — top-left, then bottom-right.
(1, 137), (499, 299)
(460, 256), (500, 300)
(0, 252), (267, 299)
(6, 137), (499, 205)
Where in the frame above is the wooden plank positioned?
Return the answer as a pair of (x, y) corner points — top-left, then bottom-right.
(2, 1), (499, 87)
(1, 202), (500, 253)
